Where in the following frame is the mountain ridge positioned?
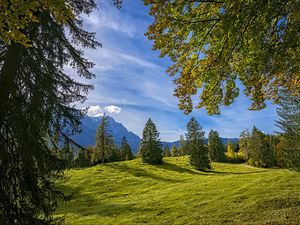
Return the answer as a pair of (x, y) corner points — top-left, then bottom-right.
(72, 115), (239, 154)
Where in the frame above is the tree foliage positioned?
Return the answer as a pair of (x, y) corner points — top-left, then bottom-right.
(171, 145), (179, 157)
(140, 118), (163, 164)
(0, 0), (99, 223)
(145, 0), (300, 114)
(163, 144), (171, 157)
(178, 135), (188, 156)
(186, 117), (210, 170)
(120, 136), (134, 161)
(276, 91), (300, 170)
(0, 0), (122, 47)
(93, 114), (116, 164)
(208, 130), (225, 162)
(247, 127), (275, 167)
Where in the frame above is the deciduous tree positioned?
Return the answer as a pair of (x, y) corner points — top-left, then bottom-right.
(145, 0), (300, 114)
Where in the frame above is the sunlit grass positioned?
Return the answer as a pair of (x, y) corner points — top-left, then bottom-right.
(56, 157), (300, 225)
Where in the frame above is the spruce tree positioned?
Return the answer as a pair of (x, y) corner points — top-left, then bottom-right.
(93, 114), (115, 164)
(140, 118), (162, 164)
(163, 144), (171, 157)
(276, 91), (300, 170)
(208, 130), (225, 162)
(0, 1), (99, 224)
(171, 145), (179, 157)
(178, 135), (188, 156)
(120, 137), (134, 161)
(186, 117), (210, 171)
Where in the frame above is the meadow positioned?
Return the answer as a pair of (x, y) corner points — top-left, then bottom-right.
(56, 157), (300, 225)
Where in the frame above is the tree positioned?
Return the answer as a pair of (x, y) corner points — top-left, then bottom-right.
(276, 91), (300, 170)
(93, 114), (116, 164)
(226, 141), (238, 162)
(145, 0), (300, 114)
(178, 135), (188, 156)
(120, 137), (134, 161)
(171, 145), (179, 157)
(75, 146), (93, 167)
(163, 144), (171, 157)
(208, 130), (225, 162)
(0, 0), (122, 47)
(186, 117), (210, 170)
(238, 129), (251, 161)
(0, 1), (100, 223)
(140, 118), (163, 164)
(247, 127), (275, 167)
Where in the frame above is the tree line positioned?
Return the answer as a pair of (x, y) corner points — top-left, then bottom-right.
(70, 91), (300, 173)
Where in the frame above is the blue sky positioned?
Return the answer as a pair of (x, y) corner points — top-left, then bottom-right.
(75, 0), (279, 141)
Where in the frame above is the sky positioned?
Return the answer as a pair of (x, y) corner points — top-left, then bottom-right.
(74, 0), (279, 141)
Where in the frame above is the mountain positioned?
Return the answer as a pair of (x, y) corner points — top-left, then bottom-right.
(72, 115), (239, 154)
(71, 116), (141, 153)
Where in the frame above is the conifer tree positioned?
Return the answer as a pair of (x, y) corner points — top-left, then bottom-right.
(75, 146), (93, 167)
(186, 117), (210, 171)
(0, 1), (99, 224)
(140, 118), (162, 164)
(93, 114), (115, 164)
(171, 145), (179, 157)
(276, 91), (300, 170)
(178, 135), (188, 156)
(247, 127), (275, 167)
(208, 130), (225, 162)
(163, 144), (171, 157)
(120, 137), (134, 161)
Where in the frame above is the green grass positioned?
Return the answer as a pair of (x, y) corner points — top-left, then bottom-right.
(56, 157), (300, 225)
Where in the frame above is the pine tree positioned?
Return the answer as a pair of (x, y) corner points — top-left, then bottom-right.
(208, 130), (225, 162)
(120, 137), (134, 161)
(276, 91), (300, 170)
(0, 1), (99, 224)
(178, 135), (188, 156)
(140, 118), (162, 164)
(93, 114), (115, 164)
(171, 145), (179, 157)
(163, 144), (171, 157)
(186, 117), (210, 171)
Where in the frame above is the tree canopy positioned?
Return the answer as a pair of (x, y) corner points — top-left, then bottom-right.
(145, 0), (300, 114)
(0, 0), (122, 47)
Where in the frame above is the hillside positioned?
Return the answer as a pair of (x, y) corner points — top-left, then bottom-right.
(56, 157), (300, 225)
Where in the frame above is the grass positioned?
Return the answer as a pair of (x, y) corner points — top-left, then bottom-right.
(56, 157), (300, 225)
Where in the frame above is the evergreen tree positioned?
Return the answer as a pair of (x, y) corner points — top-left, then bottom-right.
(171, 145), (179, 157)
(247, 127), (275, 167)
(208, 130), (225, 162)
(93, 114), (115, 164)
(276, 91), (300, 170)
(0, 1), (99, 224)
(178, 135), (188, 156)
(140, 118), (162, 164)
(75, 146), (93, 167)
(120, 137), (134, 161)
(186, 117), (210, 171)
(163, 144), (171, 157)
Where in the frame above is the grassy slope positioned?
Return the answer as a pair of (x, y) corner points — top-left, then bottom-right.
(56, 157), (300, 225)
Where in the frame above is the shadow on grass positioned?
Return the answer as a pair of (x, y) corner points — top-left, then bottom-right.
(206, 170), (269, 175)
(57, 183), (138, 217)
(103, 163), (181, 183)
(157, 161), (202, 175)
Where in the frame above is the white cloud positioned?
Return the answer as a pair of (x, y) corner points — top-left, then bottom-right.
(105, 105), (122, 114)
(86, 105), (104, 117)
